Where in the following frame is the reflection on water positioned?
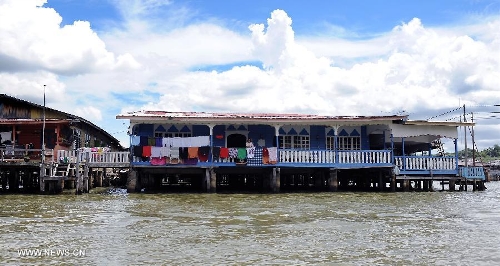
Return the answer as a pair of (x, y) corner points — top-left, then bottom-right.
(1, 183), (500, 265)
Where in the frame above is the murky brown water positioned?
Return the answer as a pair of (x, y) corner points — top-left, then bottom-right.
(1, 182), (500, 265)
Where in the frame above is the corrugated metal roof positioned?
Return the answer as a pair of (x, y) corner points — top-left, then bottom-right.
(117, 110), (408, 121)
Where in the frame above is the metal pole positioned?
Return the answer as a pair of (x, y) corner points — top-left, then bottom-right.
(471, 112), (475, 166)
(42, 85), (46, 165)
(463, 104), (467, 167)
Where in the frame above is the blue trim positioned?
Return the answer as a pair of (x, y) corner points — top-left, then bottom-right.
(390, 134), (394, 165)
(167, 125), (178, 132)
(402, 137), (406, 170)
(279, 128), (286, 135)
(350, 129), (360, 136)
(299, 128), (309, 135)
(338, 129), (349, 136)
(227, 125), (236, 130)
(155, 125), (166, 132)
(180, 125), (190, 132)
(237, 125), (247, 130)
(326, 129), (335, 136)
(288, 128), (298, 135)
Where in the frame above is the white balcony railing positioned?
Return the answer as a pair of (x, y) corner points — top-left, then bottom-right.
(394, 156), (456, 170)
(337, 150), (392, 164)
(279, 149), (391, 164)
(57, 150), (130, 164)
(279, 149), (336, 164)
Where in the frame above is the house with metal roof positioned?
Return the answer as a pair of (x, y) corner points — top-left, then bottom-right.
(117, 110), (485, 193)
(1, 94), (125, 193)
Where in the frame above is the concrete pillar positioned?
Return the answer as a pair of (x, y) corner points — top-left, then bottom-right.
(127, 169), (138, 193)
(263, 172), (271, 190)
(271, 168), (280, 193)
(390, 173), (396, 192)
(65, 179), (75, 189)
(96, 170), (103, 187)
(449, 179), (455, 191)
(210, 169), (217, 193)
(1, 171), (6, 192)
(83, 165), (89, 193)
(423, 180), (429, 191)
(328, 169), (338, 192)
(403, 179), (410, 192)
(55, 179), (63, 193)
(314, 172), (324, 190)
(378, 172), (384, 191)
(7, 170), (19, 192)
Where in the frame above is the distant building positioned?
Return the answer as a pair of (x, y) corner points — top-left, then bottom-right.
(0, 94), (124, 162)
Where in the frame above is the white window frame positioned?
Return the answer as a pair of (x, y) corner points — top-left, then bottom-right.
(278, 135), (310, 149)
(337, 136), (361, 150)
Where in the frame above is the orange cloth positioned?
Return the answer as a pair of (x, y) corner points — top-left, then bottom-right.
(188, 147), (199, 159)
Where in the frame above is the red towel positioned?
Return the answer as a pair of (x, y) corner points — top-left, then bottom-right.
(220, 148), (229, 158)
(142, 146), (152, 157)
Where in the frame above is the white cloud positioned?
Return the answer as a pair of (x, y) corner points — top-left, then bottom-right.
(0, 0), (139, 75)
(74, 106), (103, 122)
(1, 1), (499, 149)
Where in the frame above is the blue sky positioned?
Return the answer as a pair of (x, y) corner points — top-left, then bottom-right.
(47, 0), (500, 35)
(1, 0), (499, 150)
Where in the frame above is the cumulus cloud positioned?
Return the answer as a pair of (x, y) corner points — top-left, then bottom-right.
(0, 0), (139, 75)
(1, 1), (499, 148)
(145, 10), (500, 118)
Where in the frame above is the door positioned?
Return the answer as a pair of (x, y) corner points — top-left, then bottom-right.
(227, 134), (246, 148)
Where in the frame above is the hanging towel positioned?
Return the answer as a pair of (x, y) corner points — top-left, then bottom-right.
(220, 147), (229, 159)
(179, 147), (189, 160)
(148, 137), (156, 146)
(268, 147), (277, 164)
(160, 147), (170, 157)
(237, 148), (247, 160)
(139, 136), (148, 146)
(229, 148), (238, 159)
(133, 146), (143, 157)
(155, 137), (162, 147)
(198, 146), (210, 162)
(247, 147), (255, 159)
(150, 157), (166, 166)
(142, 146), (152, 157)
(170, 147), (180, 164)
(262, 147), (269, 164)
(188, 147), (199, 159)
(151, 146), (162, 157)
(131, 135), (140, 146)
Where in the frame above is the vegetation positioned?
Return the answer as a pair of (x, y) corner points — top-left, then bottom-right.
(448, 144), (500, 161)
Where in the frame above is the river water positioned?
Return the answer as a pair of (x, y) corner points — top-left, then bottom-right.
(1, 182), (499, 265)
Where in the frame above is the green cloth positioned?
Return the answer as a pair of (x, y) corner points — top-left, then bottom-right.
(237, 148), (247, 160)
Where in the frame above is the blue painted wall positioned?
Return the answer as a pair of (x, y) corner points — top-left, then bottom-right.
(310, 125), (325, 149)
(131, 123), (378, 150)
(361, 126), (369, 150)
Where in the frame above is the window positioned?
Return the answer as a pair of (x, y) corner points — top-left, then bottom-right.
(326, 136), (335, 150)
(337, 136), (361, 150)
(278, 135), (310, 149)
(164, 133), (192, 138)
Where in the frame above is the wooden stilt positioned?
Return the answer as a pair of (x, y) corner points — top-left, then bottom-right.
(403, 179), (409, 192)
(210, 168), (216, 193)
(328, 169), (338, 192)
(126, 169), (138, 193)
(449, 179), (455, 191)
(271, 168), (280, 193)
(390, 172), (396, 192)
